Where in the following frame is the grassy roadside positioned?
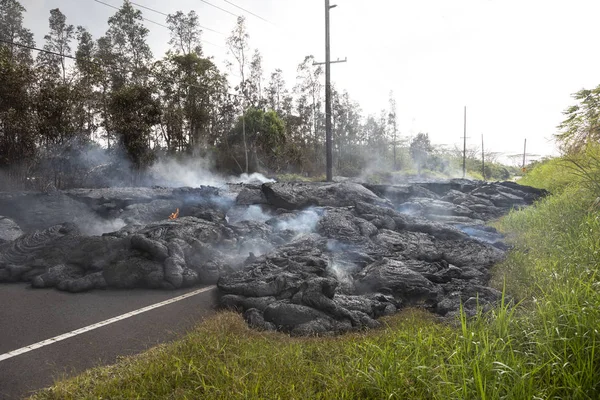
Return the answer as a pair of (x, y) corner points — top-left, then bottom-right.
(32, 171), (600, 399)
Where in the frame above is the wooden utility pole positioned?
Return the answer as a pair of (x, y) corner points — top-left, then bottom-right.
(481, 134), (485, 181)
(462, 106), (467, 178)
(314, 0), (346, 181)
(325, 0), (333, 181)
(522, 138), (527, 169)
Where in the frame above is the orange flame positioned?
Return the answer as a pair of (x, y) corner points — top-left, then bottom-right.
(168, 208), (179, 220)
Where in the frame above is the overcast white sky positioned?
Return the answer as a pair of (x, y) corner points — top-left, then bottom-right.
(20, 0), (600, 163)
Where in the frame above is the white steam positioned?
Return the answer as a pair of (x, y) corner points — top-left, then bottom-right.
(149, 158), (226, 188)
(232, 173), (275, 184)
(227, 205), (272, 225)
(75, 217), (127, 236)
(274, 209), (320, 233)
(148, 159), (275, 188)
(328, 261), (354, 286)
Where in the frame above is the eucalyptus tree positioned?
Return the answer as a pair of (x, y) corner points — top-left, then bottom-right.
(37, 8), (74, 83)
(103, 0), (159, 170)
(73, 26), (100, 140)
(35, 8), (77, 145)
(0, 0), (34, 64)
(331, 88), (362, 175)
(155, 52), (226, 152)
(158, 10), (228, 153)
(410, 132), (434, 174)
(94, 34), (118, 148)
(0, 0), (36, 176)
(295, 55), (323, 150)
(166, 10), (203, 56)
(227, 15), (250, 172)
(388, 91), (398, 170)
(32, 8), (81, 188)
(109, 84), (161, 171)
(106, 0), (152, 87)
(248, 49), (264, 108)
(266, 68), (286, 114)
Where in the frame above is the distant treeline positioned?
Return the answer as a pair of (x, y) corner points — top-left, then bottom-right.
(1, 0), (520, 189)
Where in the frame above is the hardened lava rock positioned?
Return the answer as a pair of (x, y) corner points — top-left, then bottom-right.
(0, 180), (547, 335)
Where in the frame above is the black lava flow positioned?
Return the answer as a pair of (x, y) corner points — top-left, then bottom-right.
(0, 179), (547, 335)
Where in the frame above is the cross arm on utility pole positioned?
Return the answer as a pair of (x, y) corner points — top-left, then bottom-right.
(313, 58), (347, 66)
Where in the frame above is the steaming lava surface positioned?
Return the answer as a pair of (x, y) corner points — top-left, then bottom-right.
(0, 179), (546, 335)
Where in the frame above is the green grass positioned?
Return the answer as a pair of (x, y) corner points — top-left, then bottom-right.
(519, 157), (579, 194)
(31, 166), (600, 399)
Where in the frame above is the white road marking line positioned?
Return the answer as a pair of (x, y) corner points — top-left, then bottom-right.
(0, 285), (216, 362)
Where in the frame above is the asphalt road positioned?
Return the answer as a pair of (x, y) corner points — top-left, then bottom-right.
(0, 283), (218, 400)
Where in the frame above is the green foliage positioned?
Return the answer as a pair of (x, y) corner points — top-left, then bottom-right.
(155, 52), (226, 152)
(0, 46), (36, 169)
(166, 10), (203, 56)
(521, 144), (600, 196)
(109, 84), (160, 170)
(557, 85), (600, 153)
(0, 0), (36, 174)
(409, 132), (433, 173)
(226, 107), (286, 173)
(0, 0), (35, 64)
(36, 8), (74, 81)
(520, 157), (576, 194)
(562, 142), (600, 196)
(106, 0), (152, 86)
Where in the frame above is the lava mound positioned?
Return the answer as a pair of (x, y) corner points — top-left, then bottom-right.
(0, 180), (547, 335)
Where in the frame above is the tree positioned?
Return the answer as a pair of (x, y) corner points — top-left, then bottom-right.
(229, 107), (286, 172)
(227, 16), (250, 172)
(410, 132), (433, 174)
(109, 84), (161, 171)
(0, 0), (35, 64)
(248, 49), (263, 107)
(361, 111), (393, 171)
(154, 52), (226, 152)
(106, 0), (152, 87)
(331, 88), (362, 176)
(0, 0), (36, 182)
(35, 8), (78, 155)
(266, 68), (286, 113)
(557, 85), (600, 154)
(159, 11), (226, 154)
(73, 26), (99, 140)
(388, 91), (398, 170)
(37, 8), (74, 82)
(94, 34), (118, 148)
(166, 10), (202, 56)
(295, 55), (323, 148)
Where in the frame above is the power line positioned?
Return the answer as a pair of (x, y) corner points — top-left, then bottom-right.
(94, 0), (168, 28)
(0, 38), (229, 88)
(92, 0), (224, 49)
(199, 0), (238, 18)
(222, 0), (273, 24)
(0, 37), (101, 65)
(2, 38), (250, 119)
(129, 1), (224, 35)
